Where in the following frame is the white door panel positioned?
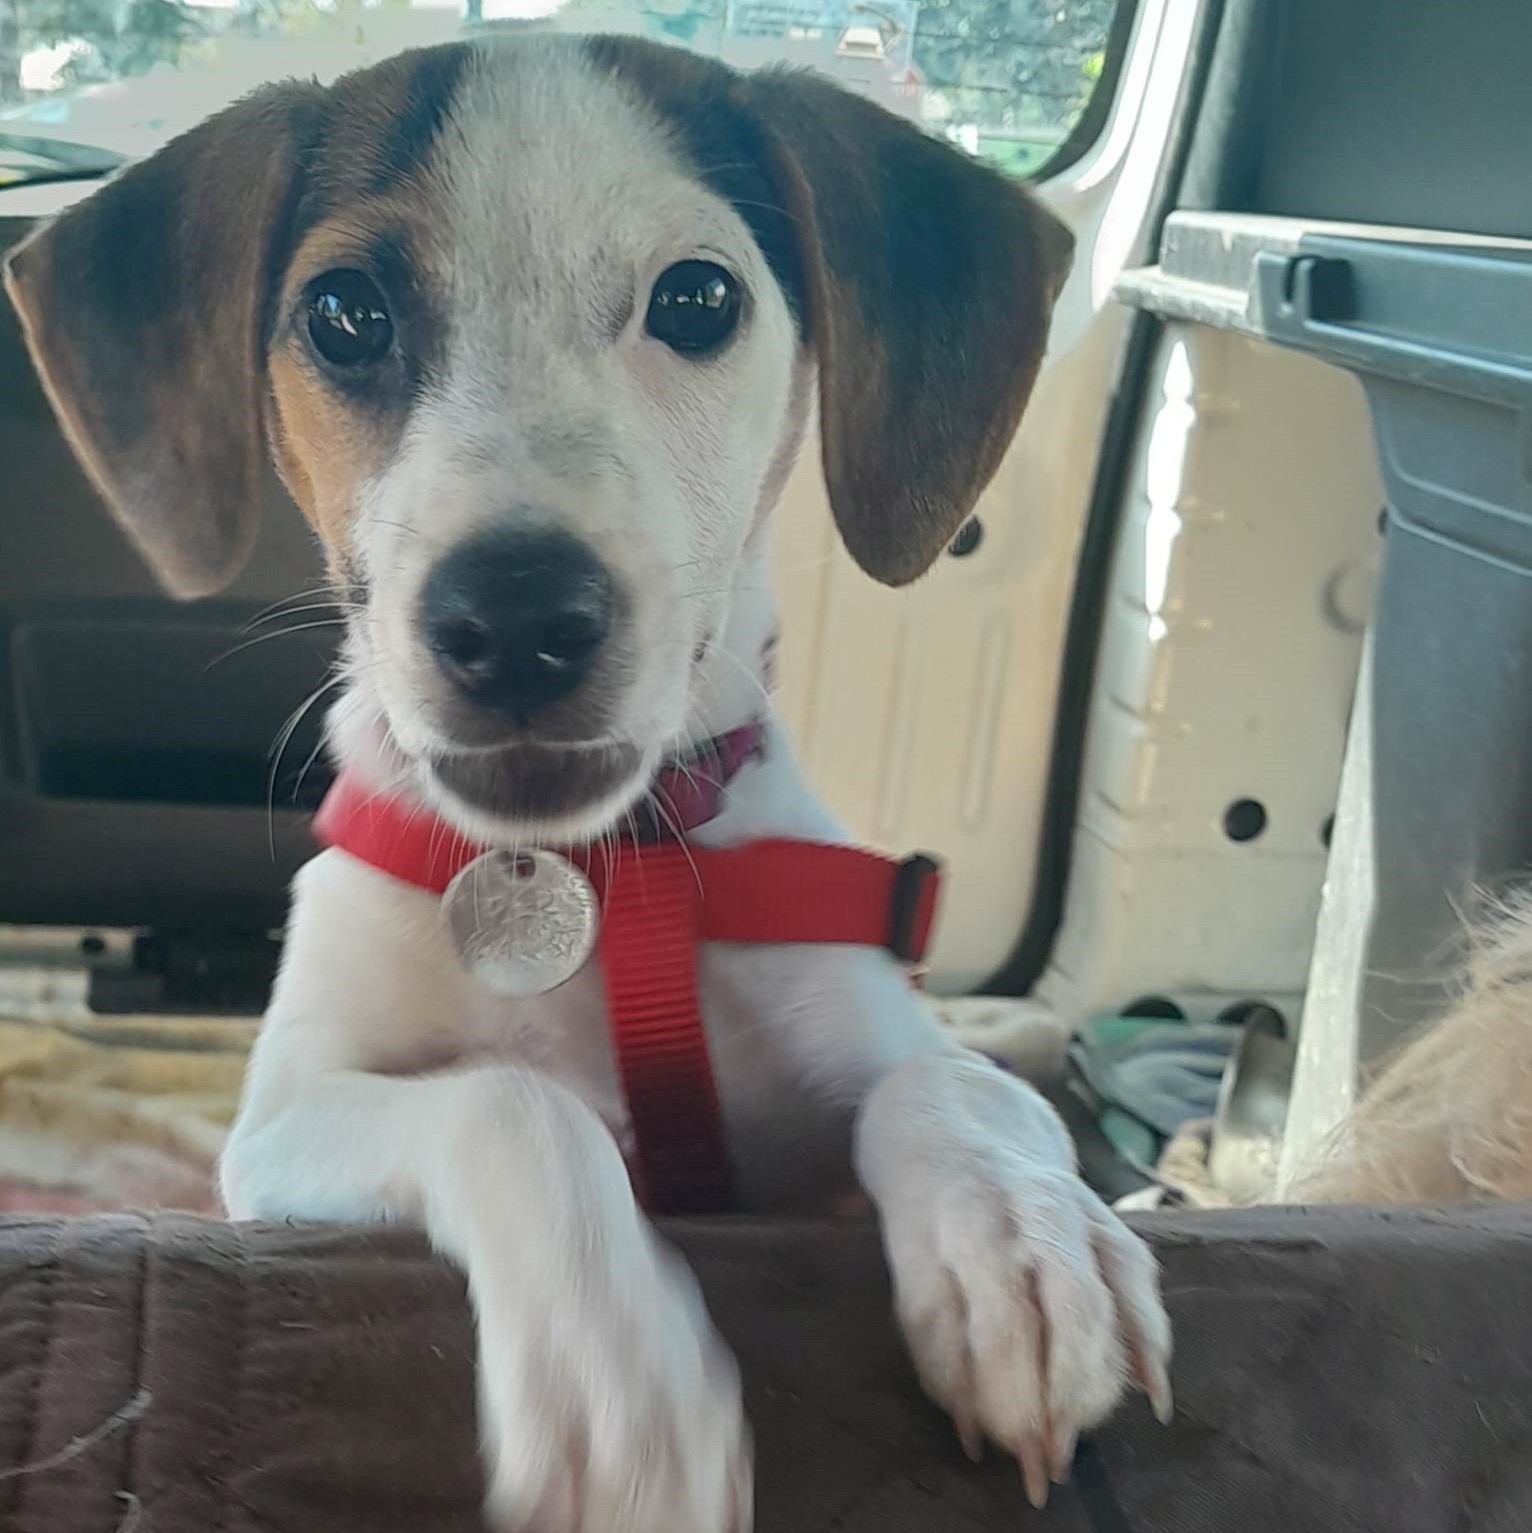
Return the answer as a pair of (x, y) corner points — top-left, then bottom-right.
(772, 0), (1210, 991)
(1038, 325), (1383, 1024)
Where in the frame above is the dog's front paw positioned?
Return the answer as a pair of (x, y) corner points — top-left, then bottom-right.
(886, 1159), (1171, 1507)
(476, 1234), (750, 1533)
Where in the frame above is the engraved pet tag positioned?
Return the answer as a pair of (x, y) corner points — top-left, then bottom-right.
(443, 849), (598, 997)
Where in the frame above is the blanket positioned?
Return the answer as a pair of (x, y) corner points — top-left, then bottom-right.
(0, 984), (1055, 1216)
(0, 1205), (1528, 1532)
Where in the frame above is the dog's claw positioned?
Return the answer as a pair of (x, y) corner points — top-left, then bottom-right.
(1140, 1350), (1174, 1424)
(1018, 1438), (1050, 1510)
(954, 1407), (984, 1464)
(1047, 1423), (1078, 1485)
(727, 1458), (753, 1533)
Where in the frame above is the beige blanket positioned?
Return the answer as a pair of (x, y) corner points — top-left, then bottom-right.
(0, 994), (253, 1213)
(0, 977), (1057, 1216)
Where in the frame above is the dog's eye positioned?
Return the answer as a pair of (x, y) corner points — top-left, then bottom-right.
(646, 262), (741, 356)
(306, 270), (394, 367)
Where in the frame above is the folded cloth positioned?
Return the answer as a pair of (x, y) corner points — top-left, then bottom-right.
(1115, 1118), (1235, 1212)
(1065, 1018), (1240, 1175)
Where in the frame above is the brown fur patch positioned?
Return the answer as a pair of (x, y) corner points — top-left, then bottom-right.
(266, 353), (372, 554)
(3, 81), (324, 596)
(3, 44), (473, 597)
(267, 41), (475, 284)
(265, 204), (453, 556)
(242, 48), (474, 561)
(9, 34), (1069, 597)
(747, 70), (1076, 584)
(588, 37), (1076, 586)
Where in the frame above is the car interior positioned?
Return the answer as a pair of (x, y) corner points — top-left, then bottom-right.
(1, 0), (1531, 1526)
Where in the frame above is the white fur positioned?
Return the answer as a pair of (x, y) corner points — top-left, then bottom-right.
(327, 47), (803, 827)
(221, 38), (1171, 1533)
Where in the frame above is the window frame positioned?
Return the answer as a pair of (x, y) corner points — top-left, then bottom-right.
(1027, 0), (1142, 183)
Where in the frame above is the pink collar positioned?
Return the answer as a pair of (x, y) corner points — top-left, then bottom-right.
(628, 719), (767, 843)
(310, 719), (942, 1216)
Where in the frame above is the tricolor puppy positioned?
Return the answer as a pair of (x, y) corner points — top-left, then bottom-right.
(6, 35), (1170, 1533)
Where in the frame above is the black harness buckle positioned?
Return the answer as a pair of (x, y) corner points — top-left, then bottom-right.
(887, 853), (941, 963)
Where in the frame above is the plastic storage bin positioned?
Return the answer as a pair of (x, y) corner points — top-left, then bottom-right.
(1256, 237), (1532, 1053)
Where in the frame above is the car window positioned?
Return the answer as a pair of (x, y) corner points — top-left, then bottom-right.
(0, 0), (1127, 185)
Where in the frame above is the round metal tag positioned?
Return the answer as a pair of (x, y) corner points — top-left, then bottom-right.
(442, 849), (599, 998)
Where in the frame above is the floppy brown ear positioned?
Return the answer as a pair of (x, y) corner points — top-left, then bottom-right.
(743, 71), (1074, 586)
(3, 83), (321, 598)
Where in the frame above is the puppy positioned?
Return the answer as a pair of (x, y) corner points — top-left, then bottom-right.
(6, 36), (1170, 1532)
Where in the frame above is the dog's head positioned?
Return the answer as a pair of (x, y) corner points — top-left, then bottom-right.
(4, 36), (1072, 841)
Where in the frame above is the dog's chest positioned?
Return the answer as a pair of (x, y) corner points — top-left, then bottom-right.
(309, 851), (860, 1207)
(453, 955), (854, 1208)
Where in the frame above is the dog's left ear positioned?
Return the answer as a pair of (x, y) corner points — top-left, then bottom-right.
(743, 70), (1074, 586)
(3, 83), (320, 598)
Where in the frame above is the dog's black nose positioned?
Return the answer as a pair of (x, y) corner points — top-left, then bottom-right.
(421, 527), (616, 720)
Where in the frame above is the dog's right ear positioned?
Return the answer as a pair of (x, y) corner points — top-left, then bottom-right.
(3, 83), (321, 598)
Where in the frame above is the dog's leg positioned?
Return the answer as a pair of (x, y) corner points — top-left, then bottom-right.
(223, 1065), (748, 1533)
(700, 730), (1172, 1501)
(710, 932), (1171, 1504)
(855, 1047), (1171, 1505)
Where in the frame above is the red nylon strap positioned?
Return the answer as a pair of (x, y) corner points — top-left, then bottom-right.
(593, 846), (731, 1215)
(313, 779), (941, 958)
(312, 771), (943, 1214)
(313, 776), (480, 894)
(582, 840), (941, 957)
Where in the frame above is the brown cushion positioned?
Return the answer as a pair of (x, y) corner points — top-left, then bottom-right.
(0, 1204), (1529, 1531)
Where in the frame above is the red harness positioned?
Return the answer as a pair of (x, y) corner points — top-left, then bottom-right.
(312, 727), (942, 1215)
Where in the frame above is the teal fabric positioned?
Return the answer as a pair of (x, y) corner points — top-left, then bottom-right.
(1065, 1017), (1239, 1169)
